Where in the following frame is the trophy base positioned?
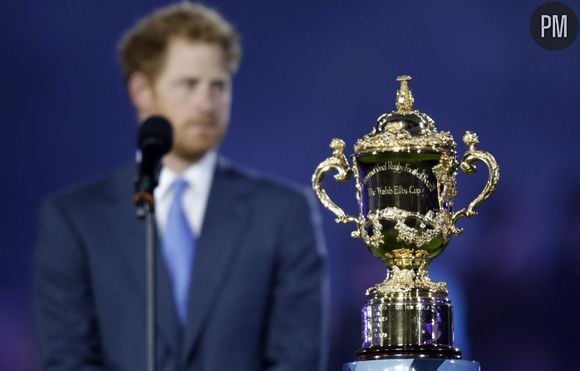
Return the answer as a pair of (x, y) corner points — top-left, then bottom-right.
(343, 359), (480, 371)
(356, 344), (461, 360)
(360, 293), (457, 357)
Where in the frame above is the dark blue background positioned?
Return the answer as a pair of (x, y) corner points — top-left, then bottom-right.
(2, 1), (579, 370)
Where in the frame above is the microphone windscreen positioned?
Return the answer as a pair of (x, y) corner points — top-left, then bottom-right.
(138, 115), (173, 155)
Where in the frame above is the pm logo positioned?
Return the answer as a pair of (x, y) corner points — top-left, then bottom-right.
(541, 14), (568, 38)
(530, 2), (578, 50)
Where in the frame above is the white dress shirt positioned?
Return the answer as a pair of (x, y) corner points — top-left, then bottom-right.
(154, 151), (217, 238)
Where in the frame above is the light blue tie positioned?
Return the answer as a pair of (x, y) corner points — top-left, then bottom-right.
(162, 178), (196, 323)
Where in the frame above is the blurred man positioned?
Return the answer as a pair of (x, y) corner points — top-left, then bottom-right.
(34, 3), (327, 370)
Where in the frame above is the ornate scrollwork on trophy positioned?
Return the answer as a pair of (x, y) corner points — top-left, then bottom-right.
(312, 138), (358, 226)
(311, 75), (500, 360)
(452, 131), (500, 225)
(354, 120), (455, 154)
(366, 265), (448, 297)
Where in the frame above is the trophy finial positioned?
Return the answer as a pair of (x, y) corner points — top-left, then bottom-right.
(395, 75), (414, 113)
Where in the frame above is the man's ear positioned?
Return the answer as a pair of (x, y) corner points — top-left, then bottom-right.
(128, 72), (155, 115)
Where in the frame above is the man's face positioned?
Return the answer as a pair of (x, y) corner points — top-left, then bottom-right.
(143, 38), (232, 162)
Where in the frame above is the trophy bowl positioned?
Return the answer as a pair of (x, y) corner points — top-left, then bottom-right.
(313, 76), (499, 360)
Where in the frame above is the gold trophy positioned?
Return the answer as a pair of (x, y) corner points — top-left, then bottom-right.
(313, 76), (499, 360)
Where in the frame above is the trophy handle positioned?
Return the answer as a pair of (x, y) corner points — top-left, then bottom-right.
(452, 131), (500, 227)
(312, 138), (359, 225)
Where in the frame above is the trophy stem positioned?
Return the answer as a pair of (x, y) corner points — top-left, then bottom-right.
(367, 249), (446, 297)
(389, 248), (429, 269)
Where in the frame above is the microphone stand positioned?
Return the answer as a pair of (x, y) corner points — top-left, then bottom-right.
(134, 116), (172, 371)
(135, 194), (157, 371)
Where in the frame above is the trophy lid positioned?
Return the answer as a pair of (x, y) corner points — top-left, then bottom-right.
(354, 75), (456, 154)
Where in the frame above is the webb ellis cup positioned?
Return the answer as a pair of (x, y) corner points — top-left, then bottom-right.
(313, 76), (499, 361)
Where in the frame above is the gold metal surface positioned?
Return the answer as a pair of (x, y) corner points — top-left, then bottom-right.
(311, 138), (359, 225)
(395, 75), (414, 113)
(366, 265), (447, 297)
(354, 89), (455, 154)
(312, 75), (499, 295)
(353, 123), (455, 154)
(451, 131), (500, 227)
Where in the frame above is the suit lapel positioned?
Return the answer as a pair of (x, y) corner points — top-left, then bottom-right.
(182, 159), (251, 361)
(108, 165), (181, 352)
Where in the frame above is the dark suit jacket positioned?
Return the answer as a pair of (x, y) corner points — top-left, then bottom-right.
(34, 158), (327, 371)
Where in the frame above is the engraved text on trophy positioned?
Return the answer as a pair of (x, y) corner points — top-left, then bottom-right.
(360, 159), (439, 216)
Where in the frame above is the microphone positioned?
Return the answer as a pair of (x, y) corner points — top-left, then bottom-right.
(134, 115), (173, 214)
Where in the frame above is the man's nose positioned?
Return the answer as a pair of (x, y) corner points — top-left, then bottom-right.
(191, 85), (215, 112)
